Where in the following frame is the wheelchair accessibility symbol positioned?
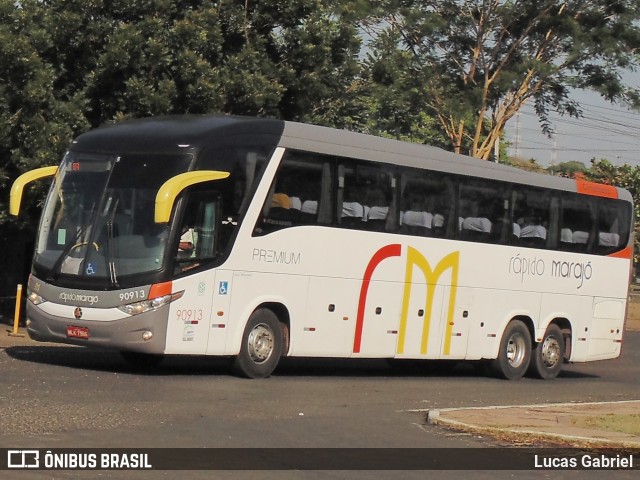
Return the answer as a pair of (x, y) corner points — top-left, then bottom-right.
(218, 281), (229, 295)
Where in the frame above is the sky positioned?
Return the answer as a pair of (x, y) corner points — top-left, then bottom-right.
(503, 77), (640, 168)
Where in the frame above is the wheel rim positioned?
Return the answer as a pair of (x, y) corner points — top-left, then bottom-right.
(541, 336), (561, 368)
(247, 323), (275, 364)
(506, 332), (527, 368)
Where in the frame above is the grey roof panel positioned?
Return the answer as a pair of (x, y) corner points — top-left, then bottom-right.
(280, 120), (633, 202)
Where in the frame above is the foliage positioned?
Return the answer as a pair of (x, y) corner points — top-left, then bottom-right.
(501, 156), (546, 173)
(546, 161), (588, 177)
(353, 30), (449, 147)
(361, 0), (640, 159)
(2, 0), (640, 229)
(0, 0), (90, 228)
(0, 0), (363, 227)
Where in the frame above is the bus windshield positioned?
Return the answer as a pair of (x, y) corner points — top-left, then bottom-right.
(34, 152), (192, 283)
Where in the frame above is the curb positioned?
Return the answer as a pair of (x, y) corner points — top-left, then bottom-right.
(424, 401), (640, 448)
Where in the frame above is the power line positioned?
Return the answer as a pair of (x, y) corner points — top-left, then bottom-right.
(577, 101), (640, 118)
(505, 101), (640, 164)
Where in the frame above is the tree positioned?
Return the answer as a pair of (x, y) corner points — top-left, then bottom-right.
(48, 0), (362, 125)
(362, 0), (640, 159)
(0, 0), (363, 226)
(547, 160), (588, 177)
(0, 0), (89, 228)
(355, 29), (449, 146)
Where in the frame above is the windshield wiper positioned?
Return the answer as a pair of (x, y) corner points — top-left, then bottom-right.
(47, 224), (90, 281)
(104, 196), (120, 288)
(106, 219), (118, 287)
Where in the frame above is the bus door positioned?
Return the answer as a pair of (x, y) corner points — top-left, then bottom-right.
(206, 271), (233, 355)
(166, 191), (221, 354)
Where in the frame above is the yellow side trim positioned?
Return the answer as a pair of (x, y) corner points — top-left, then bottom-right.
(397, 248), (459, 356)
(9, 166), (58, 216)
(155, 170), (230, 223)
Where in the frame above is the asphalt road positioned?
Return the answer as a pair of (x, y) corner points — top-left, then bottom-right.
(0, 332), (638, 480)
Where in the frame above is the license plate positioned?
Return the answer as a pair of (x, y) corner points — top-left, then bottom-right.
(66, 325), (90, 339)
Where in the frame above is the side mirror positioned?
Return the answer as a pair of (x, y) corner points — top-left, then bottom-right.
(155, 170), (230, 223)
(10, 166), (58, 216)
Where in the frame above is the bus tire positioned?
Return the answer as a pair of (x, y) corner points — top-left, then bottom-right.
(527, 324), (565, 380)
(491, 320), (531, 380)
(232, 308), (283, 379)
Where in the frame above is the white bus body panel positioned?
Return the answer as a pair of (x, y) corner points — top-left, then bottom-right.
(589, 297), (626, 359)
(165, 271), (216, 354)
(163, 139), (630, 362)
(210, 223), (629, 363)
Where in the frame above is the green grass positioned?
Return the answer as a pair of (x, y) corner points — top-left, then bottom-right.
(572, 414), (640, 436)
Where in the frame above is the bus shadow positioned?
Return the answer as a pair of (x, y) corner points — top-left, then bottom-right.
(3, 345), (600, 379)
(276, 358), (600, 379)
(3, 345), (232, 376)
(276, 357), (478, 378)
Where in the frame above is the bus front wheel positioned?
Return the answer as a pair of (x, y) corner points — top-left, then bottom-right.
(528, 324), (565, 380)
(491, 320), (531, 380)
(232, 308), (283, 379)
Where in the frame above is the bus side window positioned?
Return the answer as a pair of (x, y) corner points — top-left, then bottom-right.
(174, 192), (219, 274)
(338, 160), (395, 232)
(363, 170), (395, 233)
(458, 179), (508, 244)
(512, 187), (551, 249)
(560, 194), (595, 253)
(398, 169), (453, 238)
(254, 151), (332, 236)
(595, 198), (631, 255)
(340, 166), (366, 229)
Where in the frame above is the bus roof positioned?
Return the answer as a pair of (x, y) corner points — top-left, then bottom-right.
(71, 115), (285, 154)
(70, 115), (632, 202)
(280, 121), (632, 202)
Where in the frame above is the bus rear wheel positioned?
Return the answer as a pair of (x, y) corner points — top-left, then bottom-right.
(491, 320), (531, 380)
(232, 308), (283, 379)
(528, 324), (565, 380)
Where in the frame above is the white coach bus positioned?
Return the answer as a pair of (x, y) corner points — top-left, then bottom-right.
(10, 116), (634, 379)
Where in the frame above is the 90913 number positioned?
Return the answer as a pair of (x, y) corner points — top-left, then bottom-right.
(176, 309), (203, 323)
(119, 289), (146, 302)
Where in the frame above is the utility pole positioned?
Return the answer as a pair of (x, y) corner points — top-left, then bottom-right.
(514, 112), (521, 158)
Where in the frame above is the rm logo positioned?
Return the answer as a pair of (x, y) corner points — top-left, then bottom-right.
(353, 244), (459, 356)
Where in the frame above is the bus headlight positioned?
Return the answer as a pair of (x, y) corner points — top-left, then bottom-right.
(27, 290), (46, 305)
(118, 291), (183, 316)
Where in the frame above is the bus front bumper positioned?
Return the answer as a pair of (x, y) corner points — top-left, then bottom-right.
(25, 303), (169, 354)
